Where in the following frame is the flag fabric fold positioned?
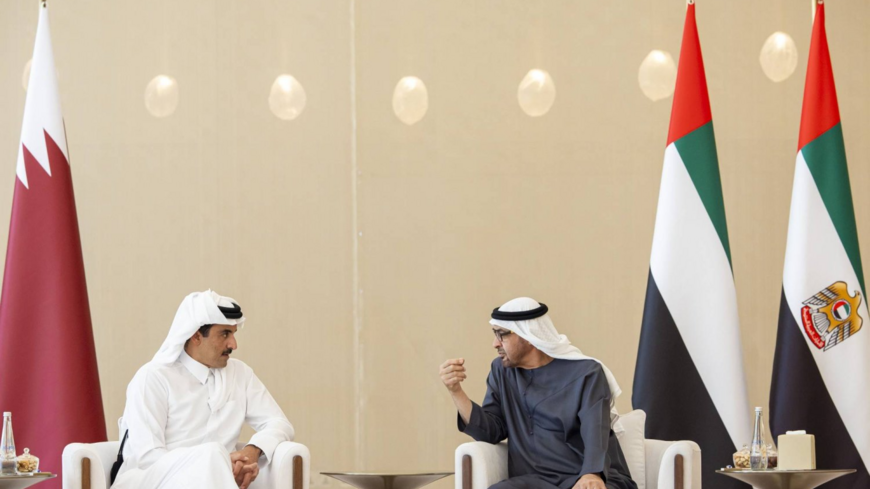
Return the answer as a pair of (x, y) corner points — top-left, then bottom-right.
(770, 4), (869, 488)
(0, 5), (106, 487)
(633, 5), (750, 488)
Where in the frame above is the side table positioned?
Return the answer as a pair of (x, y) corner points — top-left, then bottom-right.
(716, 468), (855, 489)
(0, 473), (56, 489)
(322, 471), (453, 489)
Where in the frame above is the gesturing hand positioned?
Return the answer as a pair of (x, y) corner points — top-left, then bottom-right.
(440, 358), (467, 392)
(573, 473), (606, 489)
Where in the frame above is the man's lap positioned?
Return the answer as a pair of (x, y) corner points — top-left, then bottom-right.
(488, 475), (562, 489)
(114, 442), (237, 489)
(488, 475), (626, 489)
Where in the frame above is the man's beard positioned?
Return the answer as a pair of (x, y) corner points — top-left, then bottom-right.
(497, 348), (516, 367)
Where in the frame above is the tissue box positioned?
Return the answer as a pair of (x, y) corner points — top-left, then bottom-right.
(778, 433), (816, 470)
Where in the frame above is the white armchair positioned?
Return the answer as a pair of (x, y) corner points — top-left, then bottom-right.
(455, 410), (701, 489)
(62, 441), (310, 489)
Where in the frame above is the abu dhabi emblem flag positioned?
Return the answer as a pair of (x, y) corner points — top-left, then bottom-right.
(770, 3), (869, 488)
(633, 3), (749, 489)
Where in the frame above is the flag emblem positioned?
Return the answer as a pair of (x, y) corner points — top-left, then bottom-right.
(800, 281), (863, 351)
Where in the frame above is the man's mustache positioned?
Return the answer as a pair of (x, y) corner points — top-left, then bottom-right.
(222, 349), (233, 355)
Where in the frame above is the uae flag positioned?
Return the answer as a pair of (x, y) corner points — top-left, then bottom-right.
(0, 3), (106, 486)
(633, 4), (750, 488)
(770, 3), (869, 488)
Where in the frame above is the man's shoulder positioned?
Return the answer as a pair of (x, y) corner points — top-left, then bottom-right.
(551, 359), (606, 386)
(545, 358), (603, 374)
(127, 362), (175, 394)
(133, 361), (174, 380)
(560, 358), (603, 373)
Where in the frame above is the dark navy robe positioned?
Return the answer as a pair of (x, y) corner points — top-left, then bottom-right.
(459, 358), (638, 489)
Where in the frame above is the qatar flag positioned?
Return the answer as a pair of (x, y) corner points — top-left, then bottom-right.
(0, 3), (107, 487)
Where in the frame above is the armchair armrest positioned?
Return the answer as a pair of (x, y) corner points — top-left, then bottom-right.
(644, 440), (701, 489)
(62, 441), (119, 489)
(252, 441), (309, 489)
(455, 441), (508, 489)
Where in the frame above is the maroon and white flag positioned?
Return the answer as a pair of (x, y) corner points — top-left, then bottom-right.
(0, 4), (106, 486)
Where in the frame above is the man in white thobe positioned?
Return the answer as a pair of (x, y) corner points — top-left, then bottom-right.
(113, 290), (294, 489)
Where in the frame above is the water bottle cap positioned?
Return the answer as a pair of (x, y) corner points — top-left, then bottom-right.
(755, 407), (763, 412)
(2, 412), (9, 416)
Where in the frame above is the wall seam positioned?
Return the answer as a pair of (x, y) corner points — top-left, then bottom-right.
(349, 0), (363, 471)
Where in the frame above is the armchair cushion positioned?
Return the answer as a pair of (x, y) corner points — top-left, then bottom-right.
(615, 410), (646, 489)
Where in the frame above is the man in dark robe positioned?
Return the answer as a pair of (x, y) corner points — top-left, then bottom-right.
(440, 297), (638, 489)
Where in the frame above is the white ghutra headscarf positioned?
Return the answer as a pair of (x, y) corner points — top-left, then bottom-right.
(490, 297), (623, 432)
(151, 290), (246, 412)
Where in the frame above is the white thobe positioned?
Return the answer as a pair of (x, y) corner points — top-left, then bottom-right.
(113, 352), (294, 489)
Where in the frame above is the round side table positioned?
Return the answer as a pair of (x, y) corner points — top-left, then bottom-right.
(716, 468), (855, 489)
(322, 472), (453, 489)
(0, 473), (56, 489)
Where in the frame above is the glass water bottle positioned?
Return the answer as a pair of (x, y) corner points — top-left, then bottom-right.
(0, 412), (17, 475)
(750, 407), (768, 470)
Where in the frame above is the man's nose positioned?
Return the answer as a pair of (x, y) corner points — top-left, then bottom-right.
(492, 336), (501, 348)
(228, 336), (238, 350)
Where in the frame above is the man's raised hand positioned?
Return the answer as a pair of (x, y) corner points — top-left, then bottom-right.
(440, 358), (467, 392)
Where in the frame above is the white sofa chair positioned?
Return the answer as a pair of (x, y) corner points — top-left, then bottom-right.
(62, 440), (310, 489)
(455, 410), (701, 489)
